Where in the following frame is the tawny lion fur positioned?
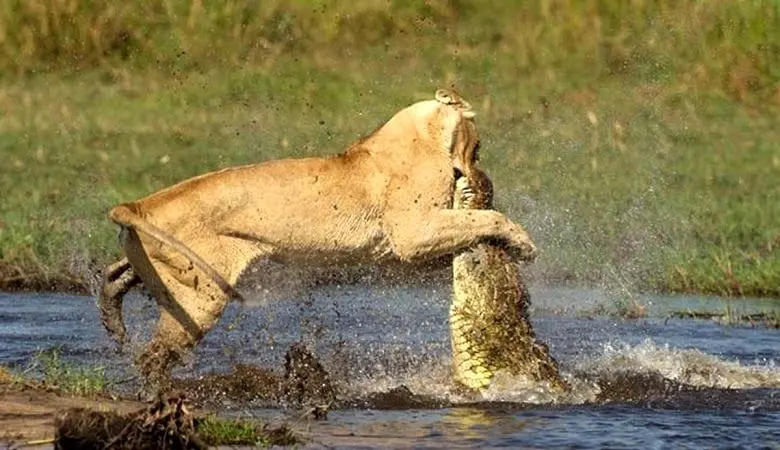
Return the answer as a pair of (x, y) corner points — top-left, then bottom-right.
(98, 89), (538, 390)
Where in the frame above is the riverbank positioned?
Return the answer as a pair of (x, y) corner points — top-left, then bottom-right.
(1, 1), (778, 299)
(0, 262), (88, 295)
(0, 374), (299, 448)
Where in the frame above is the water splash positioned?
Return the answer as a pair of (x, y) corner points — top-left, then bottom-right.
(333, 338), (780, 408)
(578, 338), (780, 390)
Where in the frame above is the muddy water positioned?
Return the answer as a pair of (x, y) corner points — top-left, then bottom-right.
(1, 286), (779, 449)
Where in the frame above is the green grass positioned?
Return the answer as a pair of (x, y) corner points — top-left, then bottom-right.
(17, 347), (108, 396)
(195, 416), (298, 447)
(0, 1), (778, 298)
(670, 307), (780, 329)
(194, 416), (269, 447)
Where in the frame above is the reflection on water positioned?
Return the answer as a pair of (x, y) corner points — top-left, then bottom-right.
(0, 286), (779, 449)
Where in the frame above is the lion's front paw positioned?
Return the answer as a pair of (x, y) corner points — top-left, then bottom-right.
(516, 239), (538, 263)
(507, 229), (538, 263)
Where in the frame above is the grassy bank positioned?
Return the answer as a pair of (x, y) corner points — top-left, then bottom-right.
(0, 1), (778, 298)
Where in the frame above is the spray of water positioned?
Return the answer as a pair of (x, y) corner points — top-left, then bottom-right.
(578, 338), (780, 390)
(331, 337), (779, 407)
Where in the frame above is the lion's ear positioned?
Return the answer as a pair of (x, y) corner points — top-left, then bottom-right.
(435, 89), (459, 105)
(435, 89), (475, 117)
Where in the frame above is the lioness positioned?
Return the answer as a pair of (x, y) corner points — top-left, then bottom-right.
(98, 89), (537, 391)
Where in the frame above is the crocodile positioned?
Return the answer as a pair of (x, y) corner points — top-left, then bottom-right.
(450, 168), (568, 393)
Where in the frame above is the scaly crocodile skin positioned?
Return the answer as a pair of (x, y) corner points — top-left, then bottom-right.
(450, 169), (568, 392)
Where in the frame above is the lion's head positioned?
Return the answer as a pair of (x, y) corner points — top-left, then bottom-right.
(432, 88), (480, 180)
(369, 89), (480, 180)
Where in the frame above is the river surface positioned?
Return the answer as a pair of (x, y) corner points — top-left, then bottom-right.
(1, 285), (779, 449)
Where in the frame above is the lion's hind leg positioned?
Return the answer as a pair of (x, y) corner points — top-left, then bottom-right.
(121, 229), (264, 394)
(136, 270), (230, 393)
(98, 257), (140, 346)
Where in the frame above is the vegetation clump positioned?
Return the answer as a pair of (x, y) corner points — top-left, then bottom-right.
(35, 348), (108, 396)
(53, 392), (298, 449)
(196, 415), (298, 448)
(1, 348), (108, 396)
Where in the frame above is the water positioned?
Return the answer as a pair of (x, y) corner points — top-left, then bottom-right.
(1, 285), (779, 449)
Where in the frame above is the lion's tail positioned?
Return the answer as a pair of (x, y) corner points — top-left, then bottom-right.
(109, 203), (243, 299)
(98, 204), (242, 345)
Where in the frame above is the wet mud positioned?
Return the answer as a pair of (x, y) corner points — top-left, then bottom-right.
(172, 344), (453, 412)
(176, 353), (778, 413)
(174, 342), (335, 412)
(53, 392), (300, 449)
(0, 382), (144, 444)
(54, 393), (205, 450)
(585, 370), (780, 411)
